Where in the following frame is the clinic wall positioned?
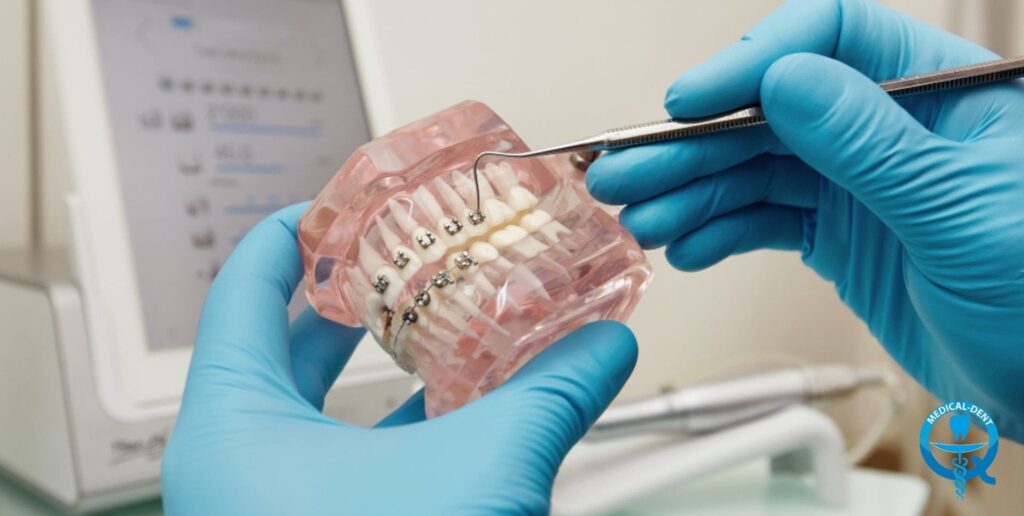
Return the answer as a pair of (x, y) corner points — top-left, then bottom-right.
(0, 0), (32, 250)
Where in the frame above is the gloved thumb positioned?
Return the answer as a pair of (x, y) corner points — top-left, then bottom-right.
(760, 53), (955, 243)
(476, 321), (637, 462)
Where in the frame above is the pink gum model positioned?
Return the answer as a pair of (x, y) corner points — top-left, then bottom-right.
(299, 101), (651, 417)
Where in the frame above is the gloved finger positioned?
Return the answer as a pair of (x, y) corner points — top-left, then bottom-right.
(375, 389), (427, 428)
(619, 155), (818, 249)
(665, 0), (991, 119)
(585, 126), (777, 205)
(289, 307), (366, 411)
(665, 204), (804, 271)
(188, 203), (310, 395)
(760, 53), (954, 247)
(471, 321), (637, 463)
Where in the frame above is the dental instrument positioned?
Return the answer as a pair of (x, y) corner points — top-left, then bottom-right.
(470, 54), (1024, 210)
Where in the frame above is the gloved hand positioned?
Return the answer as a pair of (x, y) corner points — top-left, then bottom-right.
(586, 0), (1024, 440)
(161, 203), (637, 514)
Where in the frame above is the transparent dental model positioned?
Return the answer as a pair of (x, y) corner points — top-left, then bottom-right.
(298, 101), (651, 416)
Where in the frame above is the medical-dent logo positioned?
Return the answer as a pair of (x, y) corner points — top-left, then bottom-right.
(919, 401), (998, 501)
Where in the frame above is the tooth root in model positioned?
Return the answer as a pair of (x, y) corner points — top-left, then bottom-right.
(508, 264), (552, 301)
(435, 177), (468, 214)
(387, 198), (419, 235)
(449, 288), (510, 336)
(451, 169), (497, 209)
(482, 162), (517, 198)
(413, 185), (446, 221)
(358, 236), (389, 276)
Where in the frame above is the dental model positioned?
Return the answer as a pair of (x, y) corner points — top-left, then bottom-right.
(298, 101), (652, 416)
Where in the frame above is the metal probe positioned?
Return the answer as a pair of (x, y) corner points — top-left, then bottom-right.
(469, 55), (1024, 211)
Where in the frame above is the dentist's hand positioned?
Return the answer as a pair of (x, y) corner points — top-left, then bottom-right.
(587, 0), (1024, 440)
(161, 204), (637, 514)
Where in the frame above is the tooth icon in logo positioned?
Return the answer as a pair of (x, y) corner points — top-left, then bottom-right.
(950, 413), (971, 441)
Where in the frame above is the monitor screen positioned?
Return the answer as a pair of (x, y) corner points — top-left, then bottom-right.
(90, 0), (369, 349)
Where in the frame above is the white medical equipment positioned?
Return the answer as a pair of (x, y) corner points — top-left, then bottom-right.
(553, 364), (927, 515)
(0, 0), (412, 511)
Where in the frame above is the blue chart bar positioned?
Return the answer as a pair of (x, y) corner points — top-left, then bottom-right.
(216, 163), (285, 175)
(209, 122), (321, 137)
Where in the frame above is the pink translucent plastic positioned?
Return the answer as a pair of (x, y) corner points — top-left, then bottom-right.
(299, 101), (651, 416)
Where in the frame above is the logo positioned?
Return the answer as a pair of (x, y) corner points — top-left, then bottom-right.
(919, 401), (998, 501)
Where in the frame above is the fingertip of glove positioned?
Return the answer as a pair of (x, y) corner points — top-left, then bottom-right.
(618, 205), (663, 250)
(585, 152), (626, 204)
(761, 53), (850, 125)
(572, 320), (638, 385)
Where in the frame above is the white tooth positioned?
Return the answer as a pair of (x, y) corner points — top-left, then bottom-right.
(387, 199), (418, 234)
(507, 186), (538, 212)
(375, 216), (403, 250)
(484, 162), (519, 198)
(482, 198), (515, 227)
(445, 252), (478, 273)
(412, 227), (447, 263)
(489, 224), (529, 249)
(364, 293), (387, 339)
(520, 210), (552, 233)
(462, 208), (489, 237)
(413, 186), (446, 221)
(373, 266), (405, 308)
(512, 235), (547, 258)
(392, 244), (422, 280)
(436, 217), (468, 247)
(434, 177), (468, 214)
(509, 265), (551, 301)
(539, 220), (572, 243)
(469, 242), (499, 263)
(358, 237), (388, 274)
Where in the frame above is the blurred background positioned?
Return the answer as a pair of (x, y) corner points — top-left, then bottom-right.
(1, 0), (1022, 514)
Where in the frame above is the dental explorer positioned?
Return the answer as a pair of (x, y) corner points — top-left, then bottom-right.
(469, 55), (1024, 212)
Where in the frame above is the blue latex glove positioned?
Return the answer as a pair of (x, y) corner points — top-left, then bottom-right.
(161, 203), (637, 514)
(586, 0), (1024, 441)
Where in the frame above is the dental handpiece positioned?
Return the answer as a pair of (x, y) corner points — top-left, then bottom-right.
(585, 364), (888, 441)
(470, 54), (1024, 208)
